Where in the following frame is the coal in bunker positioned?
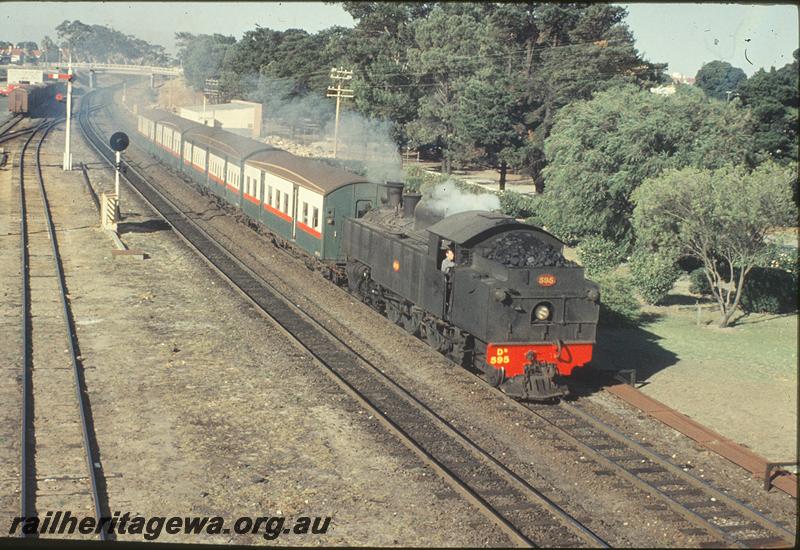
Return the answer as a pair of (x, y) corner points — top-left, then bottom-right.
(484, 232), (576, 268)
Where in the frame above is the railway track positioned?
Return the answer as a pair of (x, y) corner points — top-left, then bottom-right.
(520, 399), (796, 548)
(0, 113), (24, 137)
(17, 117), (110, 540)
(80, 90), (609, 548)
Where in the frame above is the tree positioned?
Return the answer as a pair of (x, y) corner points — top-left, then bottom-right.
(404, 5), (491, 173)
(521, 3), (665, 190)
(451, 76), (526, 189)
(694, 60), (747, 101)
(40, 36), (57, 63)
(56, 20), (171, 65)
(175, 32), (236, 91)
(16, 41), (38, 52)
(632, 162), (795, 327)
(538, 85), (754, 246)
(339, 2), (431, 144)
(735, 50), (799, 165)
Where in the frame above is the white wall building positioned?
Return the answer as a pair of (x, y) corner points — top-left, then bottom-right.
(8, 68), (44, 84)
(179, 100), (262, 138)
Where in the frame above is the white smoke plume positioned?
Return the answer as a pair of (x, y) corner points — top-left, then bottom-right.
(247, 74), (403, 182)
(422, 180), (501, 217)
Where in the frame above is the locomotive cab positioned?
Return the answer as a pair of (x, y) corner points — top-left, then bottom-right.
(426, 212), (600, 400)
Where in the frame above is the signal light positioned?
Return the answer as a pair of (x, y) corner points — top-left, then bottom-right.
(56, 93), (64, 102)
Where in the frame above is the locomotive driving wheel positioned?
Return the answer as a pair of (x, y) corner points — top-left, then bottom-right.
(483, 363), (504, 387)
(474, 346), (503, 387)
(423, 319), (451, 353)
(386, 300), (403, 326)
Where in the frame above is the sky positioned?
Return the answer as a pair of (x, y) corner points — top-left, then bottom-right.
(2, 2), (798, 77)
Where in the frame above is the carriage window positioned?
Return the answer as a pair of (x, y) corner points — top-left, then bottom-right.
(283, 192), (289, 213)
(267, 186), (273, 206)
(302, 202), (309, 224)
(312, 207), (319, 229)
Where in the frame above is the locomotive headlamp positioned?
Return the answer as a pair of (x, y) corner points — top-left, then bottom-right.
(586, 288), (600, 302)
(533, 303), (551, 321)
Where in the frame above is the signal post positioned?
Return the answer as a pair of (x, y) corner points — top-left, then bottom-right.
(48, 69), (75, 170)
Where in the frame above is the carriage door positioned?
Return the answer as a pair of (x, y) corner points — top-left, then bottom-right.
(291, 185), (299, 239)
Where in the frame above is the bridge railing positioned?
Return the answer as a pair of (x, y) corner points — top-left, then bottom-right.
(4, 62), (182, 76)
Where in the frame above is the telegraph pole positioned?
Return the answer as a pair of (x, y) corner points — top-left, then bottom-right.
(326, 67), (353, 159)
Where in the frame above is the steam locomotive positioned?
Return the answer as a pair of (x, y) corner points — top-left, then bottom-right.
(134, 107), (600, 400)
(342, 186), (600, 400)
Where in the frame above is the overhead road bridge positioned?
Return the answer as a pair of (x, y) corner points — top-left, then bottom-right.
(2, 63), (182, 77)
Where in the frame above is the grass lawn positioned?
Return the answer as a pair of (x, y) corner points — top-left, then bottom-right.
(591, 275), (797, 461)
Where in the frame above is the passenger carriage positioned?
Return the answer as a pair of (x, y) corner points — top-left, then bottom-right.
(136, 109), (380, 261)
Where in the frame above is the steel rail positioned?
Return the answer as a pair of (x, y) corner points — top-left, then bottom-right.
(81, 88), (609, 549)
(488, 382), (795, 548)
(19, 116), (109, 540)
(18, 119), (49, 532)
(560, 400), (795, 546)
(0, 126), (36, 144)
(0, 113), (24, 137)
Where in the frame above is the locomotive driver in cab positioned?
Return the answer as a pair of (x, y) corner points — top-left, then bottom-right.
(440, 247), (456, 274)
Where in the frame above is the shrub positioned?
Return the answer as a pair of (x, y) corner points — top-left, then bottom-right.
(629, 251), (681, 305)
(762, 244), (798, 275)
(594, 273), (641, 326)
(688, 268), (712, 296)
(498, 190), (538, 219)
(403, 164), (426, 192)
(403, 165), (449, 192)
(740, 267), (798, 314)
(577, 236), (626, 276)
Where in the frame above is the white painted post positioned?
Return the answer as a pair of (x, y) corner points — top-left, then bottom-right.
(62, 64), (73, 170)
(115, 150), (121, 197)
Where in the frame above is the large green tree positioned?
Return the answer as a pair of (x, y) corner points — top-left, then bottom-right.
(735, 49), (799, 165)
(694, 60), (747, 101)
(522, 3), (665, 190)
(404, 4), (493, 173)
(175, 32), (236, 91)
(57, 20), (170, 65)
(632, 162), (795, 327)
(340, 2), (432, 145)
(451, 76), (526, 189)
(539, 85), (754, 246)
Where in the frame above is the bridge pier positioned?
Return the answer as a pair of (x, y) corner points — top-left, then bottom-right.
(89, 70), (95, 89)
(150, 73), (155, 89)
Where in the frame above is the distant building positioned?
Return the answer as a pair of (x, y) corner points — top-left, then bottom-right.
(179, 100), (262, 138)
(670, 72), (695, 85)
(8, 68), (43, 84)
(10, 48), (24, 63)
(650, 84), (676, 96)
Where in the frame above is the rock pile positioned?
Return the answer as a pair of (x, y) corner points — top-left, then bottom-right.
(485, 233), (575, 268)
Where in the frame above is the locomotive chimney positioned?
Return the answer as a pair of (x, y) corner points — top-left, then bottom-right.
(402, 192), (422, 218)
(387, 182), (403, 209)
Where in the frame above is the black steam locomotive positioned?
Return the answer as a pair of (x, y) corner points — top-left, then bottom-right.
(342, 185), (600, 400)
